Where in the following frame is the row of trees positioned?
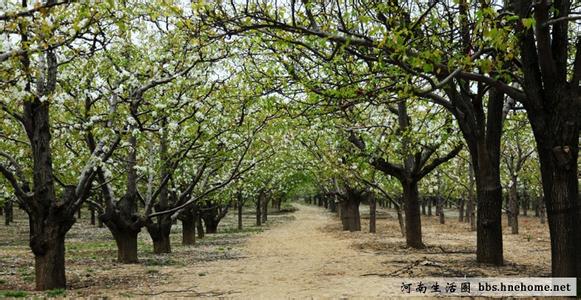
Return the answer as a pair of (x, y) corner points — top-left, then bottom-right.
(0, 0), (308, 290)
(197, 0), (579, 278)
(0, 0), (579, 291)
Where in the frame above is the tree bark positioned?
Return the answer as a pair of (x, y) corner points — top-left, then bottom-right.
(438, 197), (445, 225)
(537, 134), (580, 277)
(147, 216), (172, 254)
(402, 180), (424, 248)
(369, 192), (376, 233)
(474, 167), (504, 265)
(509, 175), (519, 234)
(4, 200), (12, 226)
(458, 198), (465, 222)
(509, 0), (580, 277)
(111, 228), (139, 263)
(32, 227), (67, 291)
(339, 187), (361, 231)
(237, 195), (243, 230)
(256, 193), (262, 226)
(90, 207), (96, 225)
(396, 205), (406, 237)
(204, 217), (219, 234)
(196, 212), (204, 239)
(181, 213), (196, 245)
(539, 199), (546, 224)
(261, 196), (268, 224)
(329, 197), (336, 212)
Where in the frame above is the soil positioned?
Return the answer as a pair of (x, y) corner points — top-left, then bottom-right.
(0, 203), (551, 298)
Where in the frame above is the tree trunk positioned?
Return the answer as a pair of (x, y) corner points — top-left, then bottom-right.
(458, 198), (465, 222)
(537, 139), (580, 277)
(29, 205), (76, 291)
(256, 195), (262, 226)
(196, 213), (204, 239)
(151, 230), (171, 253)
(4, 201), (12, 226)
(396, 205), (405, 237)
(339, 198), (360, 232)
(539, 199), (546, 224)
(261, 197), (268, 224)
(33, 230), (66, 291)
(427, 198), (432, 216)
(403, 180), (423, 248)
(421, 199), (426, 215)
(339, 188), (361, 232)
(205, 218), (219, 234)
(369, 193), (376, 233)
(146, 211), (173, 254)
(438, 197), (445, 224)
(509, 176), (519, 234)
(517, 193), (530, 217)
(475, 169), (504, 265)
(329, 197), (336, 212)
(112, 229), (139, 263)
(90, 207), (96, 225)
(181, 214), (196, 245)
(237, 198), (243, 230)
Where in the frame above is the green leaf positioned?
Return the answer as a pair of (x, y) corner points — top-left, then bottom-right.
(522, 18), (536, 29)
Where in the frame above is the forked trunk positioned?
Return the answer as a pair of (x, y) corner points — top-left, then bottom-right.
(28, 199), (76, 290)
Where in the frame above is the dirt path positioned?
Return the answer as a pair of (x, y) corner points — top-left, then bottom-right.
(143, 204), (392, 298)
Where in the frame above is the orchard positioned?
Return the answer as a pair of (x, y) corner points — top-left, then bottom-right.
(0, 0), (579, 297)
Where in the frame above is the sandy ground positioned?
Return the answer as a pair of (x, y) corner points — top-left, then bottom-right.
(137, 204), (394, 298)
(117, 204), (550, 298)
(1, 203), (552, 298)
